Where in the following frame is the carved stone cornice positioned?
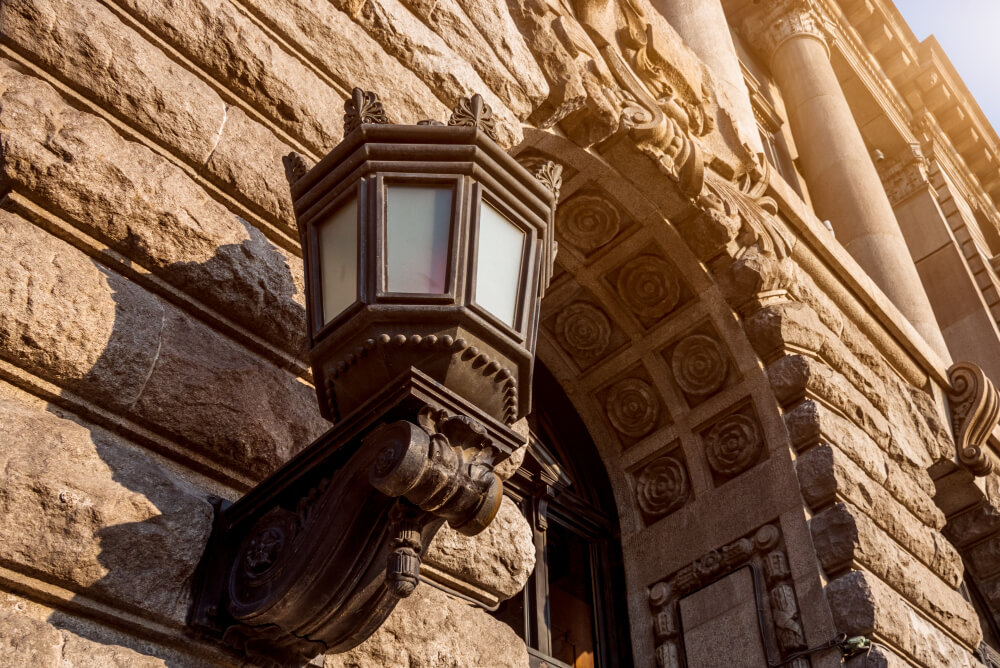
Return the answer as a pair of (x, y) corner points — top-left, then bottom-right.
(742, 0), (831, 64)
(947, 362), (1000, 476)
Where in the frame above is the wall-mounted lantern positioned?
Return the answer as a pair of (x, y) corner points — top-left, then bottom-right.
(188, 89), (560, 667)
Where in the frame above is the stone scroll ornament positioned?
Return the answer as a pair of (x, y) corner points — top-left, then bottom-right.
(947, 361), (1000, 476)
(648, 523), (809, 668)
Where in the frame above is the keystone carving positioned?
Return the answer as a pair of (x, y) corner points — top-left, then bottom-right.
(947, 361), (1000, 476)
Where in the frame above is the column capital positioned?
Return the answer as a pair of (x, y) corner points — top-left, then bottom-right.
(742, 0), (832, 65)
(876, 144), (931, 206)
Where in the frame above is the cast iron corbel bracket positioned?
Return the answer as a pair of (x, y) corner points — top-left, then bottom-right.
(188, 370), (519, 667)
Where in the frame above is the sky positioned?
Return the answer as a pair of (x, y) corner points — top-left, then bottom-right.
(894, 0), (1000, 134)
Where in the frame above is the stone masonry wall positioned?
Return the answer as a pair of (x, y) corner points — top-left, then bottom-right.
(1, 0), (995, 666)
(0, 0), (544, 664)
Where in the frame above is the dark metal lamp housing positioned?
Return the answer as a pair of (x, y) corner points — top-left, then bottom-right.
(188, 89), (560, 667)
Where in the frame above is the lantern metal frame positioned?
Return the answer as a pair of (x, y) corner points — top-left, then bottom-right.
(187, 90), (560, 667)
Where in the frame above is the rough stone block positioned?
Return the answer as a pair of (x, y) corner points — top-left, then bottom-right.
(0, 211), (328, 476)
(0, 0), (225, 164)
(325, 585), (529, 668)
(768, 355), (892, 449)
(238, 0), (447, 126)
(423, 496), (535, 601)
(796, 444), (963, 587)
(0, 64), (308, 357)
(784, 400), (942, 527)
(0, 593), (224, 667)
(396, 0), (545, 115)
(0, 211), (163, 409)
(336, 0), (523, 145)
(131, 303), (329, 476)
(203, 105), (297, 230)
(810, 503), (981, 648)
(826, 571), (980, 667)
(115, 0), (343, 152)
(0, 381), (213, 625)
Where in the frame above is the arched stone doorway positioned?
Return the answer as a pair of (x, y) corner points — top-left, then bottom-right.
(512, 132), (836, 667)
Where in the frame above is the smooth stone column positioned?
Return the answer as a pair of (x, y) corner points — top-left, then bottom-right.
(745, 1), (950, 360)
(653, 0), (763, 155)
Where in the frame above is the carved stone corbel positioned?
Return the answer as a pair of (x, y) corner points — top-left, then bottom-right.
(947, 361), (1000, 476)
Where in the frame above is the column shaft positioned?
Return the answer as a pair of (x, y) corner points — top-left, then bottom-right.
(654, 0), (763, 155)
(759, 13), (950, 359)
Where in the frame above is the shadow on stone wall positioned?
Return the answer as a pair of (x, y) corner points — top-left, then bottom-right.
(39, 232), (318, 666)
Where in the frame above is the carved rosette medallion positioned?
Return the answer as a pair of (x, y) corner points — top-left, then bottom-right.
(648, 523), (807, 665)
(606, 377), (660, 438)
(636, 456), (689, 520)
(671, 334), (728, 397)
(556, 193), (621, 252)
(554, 302), (611, 359)
(705, 414), (762, 476)
(230, 508), (300, 611)
(615, 255), (681, 320)
(947, 361), (1000, 476)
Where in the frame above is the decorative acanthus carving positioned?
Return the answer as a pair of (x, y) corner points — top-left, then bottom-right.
(742, 0), (832, 64)
(616, 254), (681, 320)
(671, 333), (728, 398)
(190, 376), (515, 666)
(648, 523), (807, 666)
(554, 301), (612, 359)
(344, 87), (389, 134)
(557, 191), (622, 252)
(698, 168), (794, 261)
(947, 362), (1000, 476)
(606, 377), (660, 438)
(635, 455), (689, 521)
(704, 413), (763, 477)
(448, 93), (499, 141)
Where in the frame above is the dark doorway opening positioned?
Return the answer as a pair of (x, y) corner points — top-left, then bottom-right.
(493, 363), (633, 667)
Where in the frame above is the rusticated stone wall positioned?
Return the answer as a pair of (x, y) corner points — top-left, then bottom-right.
(0, 0), (544, 664)
(1, 0), (998, 666)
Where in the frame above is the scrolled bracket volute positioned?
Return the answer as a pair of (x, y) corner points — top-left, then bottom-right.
(189, 374), (516, 667)
(947, 361), (1000, 476)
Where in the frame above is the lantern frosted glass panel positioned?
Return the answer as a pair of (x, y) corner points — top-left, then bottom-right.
(386, 186), (453, 294)
(319, 197), (359, 325)
(475, 201), (525, 327)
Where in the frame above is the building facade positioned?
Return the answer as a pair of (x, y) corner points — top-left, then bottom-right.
(2, 0), (1000, 666)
